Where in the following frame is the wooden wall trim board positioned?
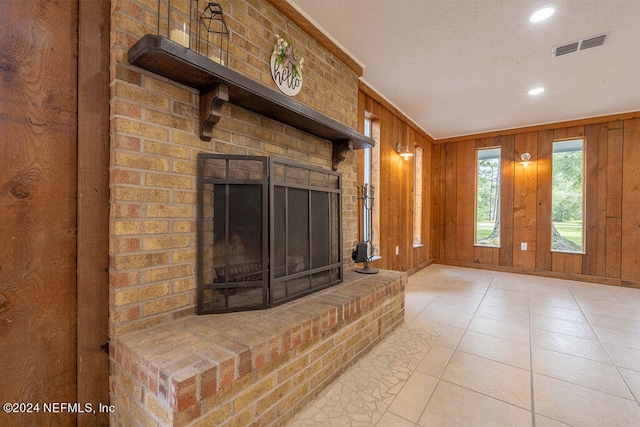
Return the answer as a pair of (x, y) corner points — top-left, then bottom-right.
(432, 260), (639, 288)
(594, 123), (608, 277)
(535, 130), (553, 271)
(512, 132), (537, 270)
(582, 123), (600, 276)
(406, 259), (434, 276)
(266, 0), (364, 76)
(436, 111), (640, 144)
(605, 124), (624, 279)
(431, 144), (445, 260)
(499, 135), (515, 267)
(444, 143), (458, 261)
(77, 0), (110, 425)
(456, 141), (475, 262)
(621, 118), (640, 281)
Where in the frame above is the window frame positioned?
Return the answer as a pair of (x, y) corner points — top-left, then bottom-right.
(474, 146), (501, 248)
(551, 137), (586, 254)
(362, 115), (381, 260)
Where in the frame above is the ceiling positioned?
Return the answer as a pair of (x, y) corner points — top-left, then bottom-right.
(287, 0), (640, 140)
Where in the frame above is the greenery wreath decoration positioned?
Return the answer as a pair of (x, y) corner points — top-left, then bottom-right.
(272, 34), (304, 78)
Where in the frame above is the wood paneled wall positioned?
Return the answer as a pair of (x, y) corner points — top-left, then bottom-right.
(358, 84), (433, 273)
(432, 116), (640, 287)
(0, 2), (78, 426)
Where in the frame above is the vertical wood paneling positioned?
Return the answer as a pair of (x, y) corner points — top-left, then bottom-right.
(77, 1), (110, 424)
(380, 111), (397, 267)
(536, 130), (553, 270)
(0, 2), (78, 425)
(605, 125), (624, 279)
(444, 143), (458, 260)
(359, 89), (434, 272)
(583, 124), (600, 275)
(606, 218), (622, 278)
(552, 253), (565, 272)
(363, 85), (638, 282)
(404, 125), (415, 270)
(564, 253), (583, 275)
(422, 137), (432, 260)
(513, 132), (538, 269)
(500, 135), (515, 267)
(607, 127), (623, 217)
(621, 118), (640, 281)
(456, 141), (475, 262)
(433, 114), (639, 285)
(375, 107), (390, 265)
(476, 137), (497, 149)
(552, 252), (583, 274)
(432, 144), (445, 260)
(474, 246), (499, 265)
(565, 126), (585, 139)
(595, 123), (609, 277)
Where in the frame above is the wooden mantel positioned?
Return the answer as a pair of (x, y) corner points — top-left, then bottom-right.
(127, 34), (374, 170)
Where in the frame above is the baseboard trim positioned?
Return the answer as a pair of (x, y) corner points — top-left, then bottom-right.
(431, 259), (632, 288)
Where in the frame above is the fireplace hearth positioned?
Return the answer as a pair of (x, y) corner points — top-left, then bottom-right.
(197, 154), (342, 314)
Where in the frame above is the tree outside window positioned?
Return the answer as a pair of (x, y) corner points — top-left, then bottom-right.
(476, 147), (501, 247)
(551, 138), (585, 252)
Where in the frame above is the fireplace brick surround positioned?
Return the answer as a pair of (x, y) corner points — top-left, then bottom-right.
(112, 271), (405, 425)
(110, 0), (361, 338)
(109, 0), (393, 424)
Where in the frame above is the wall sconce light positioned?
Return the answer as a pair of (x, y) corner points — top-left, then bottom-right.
(519, 152), (533, 167)
(395, 142), (414, 160)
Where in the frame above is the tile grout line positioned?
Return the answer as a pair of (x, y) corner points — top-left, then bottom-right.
(529, 279), (536, 427)
(567, 285), (640, 408)
(361, 273), (448, 427)
(411, 275), (459, 426)
(413, 272), (495, 426)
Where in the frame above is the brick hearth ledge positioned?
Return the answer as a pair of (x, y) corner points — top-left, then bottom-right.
(111, 269), (406, 426)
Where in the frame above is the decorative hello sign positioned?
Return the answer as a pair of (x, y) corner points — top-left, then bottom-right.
(270, 35), (303, 96)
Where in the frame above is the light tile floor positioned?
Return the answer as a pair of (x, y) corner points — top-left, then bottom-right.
(289, 264), (640, 426)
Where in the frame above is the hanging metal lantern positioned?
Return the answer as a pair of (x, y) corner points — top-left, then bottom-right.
(157, 0), (199, 49)
(198, 3), (229, 66)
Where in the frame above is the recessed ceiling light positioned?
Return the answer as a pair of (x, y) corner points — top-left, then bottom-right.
(528, 87), (545, 95)
(529, 6), (555, 22)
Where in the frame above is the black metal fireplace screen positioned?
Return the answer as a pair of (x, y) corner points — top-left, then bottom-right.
(197, 154), (342, 314)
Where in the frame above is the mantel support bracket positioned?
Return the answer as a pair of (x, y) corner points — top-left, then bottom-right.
(199, 83), (229, 141)
(332, 139), (353, 171)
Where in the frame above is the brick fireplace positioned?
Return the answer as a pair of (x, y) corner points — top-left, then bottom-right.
(108, 0), (405, 425)
(110, 0), (364, 338)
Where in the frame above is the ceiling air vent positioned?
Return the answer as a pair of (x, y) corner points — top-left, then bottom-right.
(553, 33), (608, 57)
(553, 42), (579, 57)
(580, 34), (607, 50)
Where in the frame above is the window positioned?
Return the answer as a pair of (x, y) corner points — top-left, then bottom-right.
(551, 138), (584, 252)
(362, 115), (380, 259)
(363, 118), (372, 244)
(413, 146), (423, 246)
(475, 147), (501, 247)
